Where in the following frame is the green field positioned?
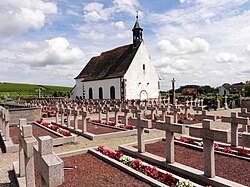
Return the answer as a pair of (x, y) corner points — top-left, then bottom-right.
(0, 82), (72, 99)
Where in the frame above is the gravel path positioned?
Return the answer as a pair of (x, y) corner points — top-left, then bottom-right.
(0, 108), (242, 186)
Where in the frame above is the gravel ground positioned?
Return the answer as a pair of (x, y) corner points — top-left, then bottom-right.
(0, 108), (242, 186)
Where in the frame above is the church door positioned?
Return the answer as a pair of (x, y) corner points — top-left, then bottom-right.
(139, 90), (148, 100)
(110, 86), (115, 99)
(89, 88), (93, 99)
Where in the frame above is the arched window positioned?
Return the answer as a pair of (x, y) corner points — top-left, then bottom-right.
(89, 87), (93, 99)
(99, 87), (103, 99)
(110, 86), (115, 99)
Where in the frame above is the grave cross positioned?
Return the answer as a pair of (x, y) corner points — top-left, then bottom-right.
(147, 106), (157, 119)
(189, 120), (230, 178)
(159, 105), (168, 122)
(192, 106), (203, 114)
(121, 106), (131, 126)
(104, 106), (111, 122)
(79, 108), (88, 133)
(97, 104), (103, 121)
(55, 105), (59, 124)
(3, 109), (10, 141)
(18, 119), (27, 177)
(65, 106), (72, 127)
(20, 124), (37, 187)
(130, 113), (152, 153)
(131, 106), (141, 118)
(183, 104), (190, 118)
(72, 107), (79, 130)
(0, 107), (3, 132)
(221, 112), (249, 147)
(59, 105), (65, 126)
(194, 110), (216, 121)
(238, 108), (250, 118)
(112, 105), (120, 124)
(35, 136), (64, 186)
(170, 105), (180, 123)
(155, 116), (184, 163)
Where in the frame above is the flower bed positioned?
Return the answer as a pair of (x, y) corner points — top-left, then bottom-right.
(97, 146), (195, 187)
(91, 119), (134, 130)
(175, 137), (250, 158)
(36, 120), (71, 136)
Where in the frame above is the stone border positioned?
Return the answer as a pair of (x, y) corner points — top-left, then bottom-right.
(56, 147), (202, 187)
(119, 139), (247, 187)
(176, 135), (250, 161)
(51, 122), (137, 141)
(33, 122), (77, 146)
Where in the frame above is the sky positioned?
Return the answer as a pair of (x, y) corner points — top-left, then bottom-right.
(0, 0), (250, 90)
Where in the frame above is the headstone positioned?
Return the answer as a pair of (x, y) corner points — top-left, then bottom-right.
(189, 120), (230, 178)
(130, 113), (152, 153)
(170, 105), (180, 123)
(65, 106), (72, 127)
(194, 110), (216, 121)
(121, 106), (130, 126)
(72, 107), (79, 129)
(242, 132), (250, 147)
(155, 116), (184, 163)
(221, 112), (249, 147)
(79, 108), (88, 133)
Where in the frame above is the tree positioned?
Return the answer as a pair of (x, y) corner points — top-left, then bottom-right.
(244, 81), (250, 96)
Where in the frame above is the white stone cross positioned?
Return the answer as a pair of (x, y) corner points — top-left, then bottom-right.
(192, 106), (203, 114)
(3, 109), (10, 141)
(170, 105), (180, 123)
(104, 106), (111, 122)
(189, 120), (231, 178)
(221, 112), (249, 147)
(59, 105), (65, 126)
(159, 105), (168, 122)
(112, 105), (120, 124)
(131, 106), (141, 118)
(121, 106), (131, 126)
(79, 108), (88, 133)
(155, 116), (184, 163)
(18, 119), (27, 177)
(36, 136), (64, 186)
(71, 107), (79, 129)
(55, 105), (59, 124)
(20, 124), (37, 187)
(183, 104), (190, 118)
(97, 104), (103, 121)
(147, 106), (157, 118)
(194, 110), (216, 121)
(65, 106), (72, 127)
(130, 113), (152, 153)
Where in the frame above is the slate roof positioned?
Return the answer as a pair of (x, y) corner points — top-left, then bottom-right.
(75, 43), (141, 81)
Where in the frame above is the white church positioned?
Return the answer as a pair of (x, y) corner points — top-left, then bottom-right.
(71, 16), (160, 100)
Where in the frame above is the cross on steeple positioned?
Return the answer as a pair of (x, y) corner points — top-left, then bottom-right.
(132, 11), (143, 47)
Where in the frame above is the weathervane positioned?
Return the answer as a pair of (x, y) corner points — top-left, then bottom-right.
(136, 10), (139, 19)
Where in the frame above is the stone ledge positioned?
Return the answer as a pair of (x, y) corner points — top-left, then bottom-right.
(119, 141), (247, 187)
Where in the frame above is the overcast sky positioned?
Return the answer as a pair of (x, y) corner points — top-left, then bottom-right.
(0, 0), (250, 90)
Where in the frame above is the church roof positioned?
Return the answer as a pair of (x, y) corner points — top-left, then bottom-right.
(75, 43), (141, 81)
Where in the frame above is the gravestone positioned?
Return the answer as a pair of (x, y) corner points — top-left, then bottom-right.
(189, 120), (230, 178)
(170, 105), (180, 123)
(130, 113), (152, 153)
(221, 112), (249, 147)
(155, 116), (184, 163)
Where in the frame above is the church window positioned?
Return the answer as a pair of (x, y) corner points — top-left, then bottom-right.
(89, 88), (93, 99)
(99, 87), (103, 99)
(110, 86), (115, 99)
(143, 64), (145, 70)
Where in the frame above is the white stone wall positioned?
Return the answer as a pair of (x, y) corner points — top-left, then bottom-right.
(71, 78), (83, 99)
(124, 41), (160, 100)
(84, 78), (121, 99)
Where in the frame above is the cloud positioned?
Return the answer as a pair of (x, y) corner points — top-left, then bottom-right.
(158, 37), (209, 56)
(215, 52), (245, 64)
(111, 21), (125, 29)
(83, 0), (139, 22)
(0, 0), (57, 38)
(1, 37), (84, 67)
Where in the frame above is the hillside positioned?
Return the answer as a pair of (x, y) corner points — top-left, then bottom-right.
(0, 82), (72, 99)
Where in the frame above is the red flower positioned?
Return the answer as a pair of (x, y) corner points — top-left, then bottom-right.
(179, 137), (195, 145)
(105, 121), (116, 126)
(42, 122), (50, 127)
(222, 147), (232, 154)
(58, 129), (71, 136)
(92, 119), (101, 123)
(160, 173), (176, 186)
(235, 147), (249, 157)
(216, 116), (221, 119)
(144, 166), (159, 179)
(36, 120), (43, 124)
(130, 159), (144, 171)
(214, 143), (220, 150)
(51, 125), (59, 131)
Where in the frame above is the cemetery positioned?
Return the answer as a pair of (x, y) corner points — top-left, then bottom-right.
(1, 4), (250, 187)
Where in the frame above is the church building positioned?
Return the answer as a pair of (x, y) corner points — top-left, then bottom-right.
(71, 16), (160, 100)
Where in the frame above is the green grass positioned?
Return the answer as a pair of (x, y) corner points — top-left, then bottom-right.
(0, 82), (72, 99)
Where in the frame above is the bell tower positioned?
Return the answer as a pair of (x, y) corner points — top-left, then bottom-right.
(132, 12), (143, 47)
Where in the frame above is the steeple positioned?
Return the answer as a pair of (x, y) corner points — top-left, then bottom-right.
(132, 11), (143, 47)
